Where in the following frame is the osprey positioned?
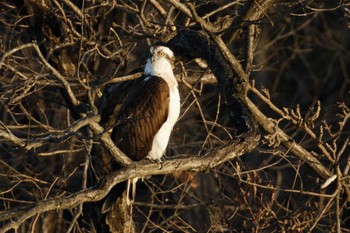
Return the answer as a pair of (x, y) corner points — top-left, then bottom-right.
(100, 46), (180, 210)
(112, 45), (180, 162)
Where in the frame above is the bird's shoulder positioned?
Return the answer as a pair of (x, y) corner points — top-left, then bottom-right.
(118, 75), (169, 116)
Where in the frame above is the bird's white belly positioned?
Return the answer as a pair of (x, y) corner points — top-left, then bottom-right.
(147, 87), (180, 161)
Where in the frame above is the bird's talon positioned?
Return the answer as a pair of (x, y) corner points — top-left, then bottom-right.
(159, 159), (164, 169)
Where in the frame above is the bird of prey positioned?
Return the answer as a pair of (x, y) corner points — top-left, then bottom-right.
(100, 45), (180, 209)
(111, 45), (180, 162)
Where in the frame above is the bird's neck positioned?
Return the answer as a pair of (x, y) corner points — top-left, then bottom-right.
(144, 58), (177, 87)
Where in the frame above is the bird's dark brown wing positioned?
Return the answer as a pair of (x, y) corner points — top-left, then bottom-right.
(99, 78), (144, 130)
(112, 76), (170, 161)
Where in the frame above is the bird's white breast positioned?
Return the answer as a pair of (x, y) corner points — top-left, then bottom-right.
(147, 81), (180, 161)
(144, 47), (180, 161)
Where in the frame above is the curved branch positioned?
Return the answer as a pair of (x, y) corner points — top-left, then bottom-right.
(0, 132), (260, 232)
(88, 121), (133, 165)
(0, 115), (100, 151)
(244, 96), (332, 179)
(0, 114), (133, 165)
(166, 18), (332, 180)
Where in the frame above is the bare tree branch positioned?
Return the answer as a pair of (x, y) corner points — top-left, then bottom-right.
(0, 133), (260, 232)
(244, 96), (332, 179)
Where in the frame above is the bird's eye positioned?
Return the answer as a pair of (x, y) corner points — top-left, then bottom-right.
(158, 51), (165, 57)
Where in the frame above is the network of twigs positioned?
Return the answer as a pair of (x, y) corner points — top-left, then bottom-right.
(0, 1), (349, 232)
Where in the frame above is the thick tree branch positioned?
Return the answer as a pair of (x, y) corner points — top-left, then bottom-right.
(165, 2), (333, 180)
(244, 96), (332, 179)
(0, 132), (260, 232)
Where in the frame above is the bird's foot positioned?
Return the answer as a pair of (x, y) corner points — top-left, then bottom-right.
(145, 156), (164, 169)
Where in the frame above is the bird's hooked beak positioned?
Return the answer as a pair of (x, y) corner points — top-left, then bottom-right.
(169, 56), (175, 70)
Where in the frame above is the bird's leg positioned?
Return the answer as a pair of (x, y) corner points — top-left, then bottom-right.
(126, 179), (132, 206)
(126, 178), (138, 206)
(131, 177), (138, 204)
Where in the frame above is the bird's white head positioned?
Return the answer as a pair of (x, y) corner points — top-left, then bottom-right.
(144, 46), (176, 81)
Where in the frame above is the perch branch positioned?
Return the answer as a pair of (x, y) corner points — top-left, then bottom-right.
(0, 133), (260, 232)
